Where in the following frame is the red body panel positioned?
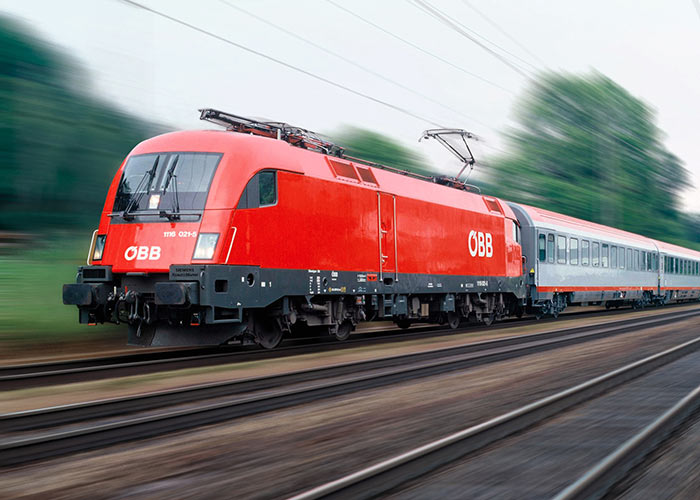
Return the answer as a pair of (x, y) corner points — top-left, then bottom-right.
(97, 130), (522, 279)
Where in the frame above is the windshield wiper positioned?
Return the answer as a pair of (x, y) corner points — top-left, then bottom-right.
(123, 156), (160, 220)
(159, 155), (181, 221)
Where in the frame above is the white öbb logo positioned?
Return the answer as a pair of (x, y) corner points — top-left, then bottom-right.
(124, 246), (161, 261)
(468, 230), (493, 258)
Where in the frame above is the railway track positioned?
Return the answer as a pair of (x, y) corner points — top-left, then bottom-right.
(1, 304), (695, 391)
(1, 308), (698, 468)
(289, 330), (700, 499)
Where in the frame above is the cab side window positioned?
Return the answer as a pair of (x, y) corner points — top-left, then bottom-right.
(237, 170), (277, 209)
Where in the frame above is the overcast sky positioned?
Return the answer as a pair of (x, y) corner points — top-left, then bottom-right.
(3, 0), (699, 212)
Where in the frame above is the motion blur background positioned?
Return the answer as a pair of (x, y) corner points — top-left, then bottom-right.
(1, 0), (699, 350)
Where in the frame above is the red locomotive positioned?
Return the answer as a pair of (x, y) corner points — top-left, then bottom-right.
(63, 109), (526, 348)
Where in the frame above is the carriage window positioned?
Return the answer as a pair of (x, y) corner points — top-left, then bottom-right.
(635, 250), (640, 271)
(619, 247), (625, 269)
(592, 242), (600, 266)
(628, 249), (633, 270)
(512, 221), (521, 244)
(547, 234), (555, 263)
(611, 245), (617, 268)
(538, 234), (546, 262)
(602, 244), (609, 268)
(582, 240), (590, 265)
(570, 238), (579, 265)
(557, 235), (567, 264)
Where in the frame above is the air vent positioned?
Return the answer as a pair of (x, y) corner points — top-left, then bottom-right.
(483, 197), (503, 214)
(327, 158), (359, 181)
(356, 166), (378, 185)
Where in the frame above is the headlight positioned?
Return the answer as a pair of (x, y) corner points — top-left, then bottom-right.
(193, 233), (219, 260)
(92, 235), (106, 261)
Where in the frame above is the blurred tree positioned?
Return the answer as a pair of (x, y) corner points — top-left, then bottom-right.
(485, 72), (697, 246)
(0, 16), (165, 231)
(684, 213), (700, 246)
(332, 126), (434, 177)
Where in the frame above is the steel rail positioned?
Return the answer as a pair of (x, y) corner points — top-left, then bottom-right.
(0, 323), (468, 390)
(2, 305), (694, 391)
(0, 310), (697, 467)
(287, 335), (700, 500)
(5, 309), (698, 433)
(553, 384), (700, 500)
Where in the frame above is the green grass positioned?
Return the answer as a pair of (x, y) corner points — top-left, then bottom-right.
(0, 232), (122, 342)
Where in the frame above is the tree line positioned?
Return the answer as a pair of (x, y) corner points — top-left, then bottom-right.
(0, 16), (164, 231)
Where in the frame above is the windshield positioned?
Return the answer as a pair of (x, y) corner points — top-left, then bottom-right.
(113, 152), (222, 215)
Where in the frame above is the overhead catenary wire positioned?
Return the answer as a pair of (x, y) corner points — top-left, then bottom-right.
(460, 0), (549, 68)
(220, 0), (489, 130)
(118, 0), (448, 128)
(407, 1), (651, 162)
(324, 0), (515, 95)
(411, 0), (534, 78)
(409, 0), (540, 74)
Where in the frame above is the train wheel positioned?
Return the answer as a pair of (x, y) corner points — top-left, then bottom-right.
(335, 320), (353, 341)
(447, 311), (460, 329)
(396, 319), (412, 330)
(254, 315), (284, 349)
(482, 312), (495, 327)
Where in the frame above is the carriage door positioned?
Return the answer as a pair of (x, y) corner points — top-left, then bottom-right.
(378, 192), (397, 283)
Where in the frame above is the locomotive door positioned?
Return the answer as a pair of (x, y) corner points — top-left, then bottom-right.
(377, 192), (397, 282)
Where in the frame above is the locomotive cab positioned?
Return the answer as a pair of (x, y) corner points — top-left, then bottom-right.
(63, 128), (279, 347)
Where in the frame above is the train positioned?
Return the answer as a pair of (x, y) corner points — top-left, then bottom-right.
(63, 109), (700, 348)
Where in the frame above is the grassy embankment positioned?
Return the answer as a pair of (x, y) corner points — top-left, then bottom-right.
(0, 233), (122, 347)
